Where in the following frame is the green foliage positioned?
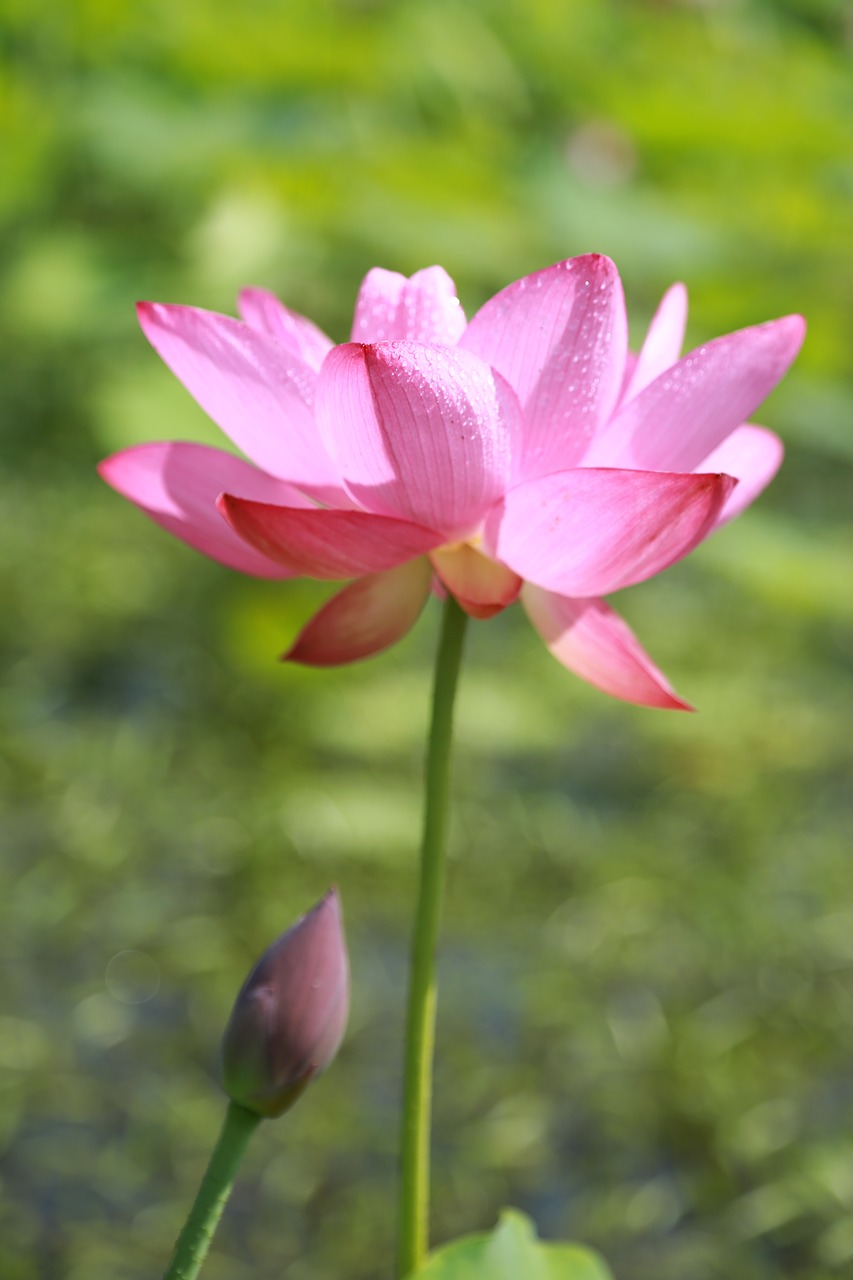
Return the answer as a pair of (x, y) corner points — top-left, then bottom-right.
(412, 1211), (612, 1280)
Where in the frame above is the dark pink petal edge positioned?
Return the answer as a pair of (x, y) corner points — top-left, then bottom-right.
(487, 468), (736, 598)
(217, 494), (445, 579)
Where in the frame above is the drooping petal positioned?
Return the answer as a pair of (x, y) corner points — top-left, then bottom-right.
(315, 341), (522, 538)
(621, 282), (687, 404)
(217, 494), (444, 579)
(237, 287), (334, 372)
(98, 442), (311, 577)
(698, 423), (784, 528)
(429, 544), (522, 619)
(485, 468), (736, 598)
(136, 302), (344, 500)
(350, 266), (467, 345)
(586, 313), (805, 471)
(522, 586), (692, 710)
(284, 558), (432, 666)
(460, 254), (628, 476)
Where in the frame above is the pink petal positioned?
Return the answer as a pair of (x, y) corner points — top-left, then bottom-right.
(315, 342), (522, 538)
(587, 313), (805, 471)
(621, 283), (687, 404)
(485, 468), (736, 597)
(217, 494), (444, 579)
(698, 423), (783, 528)
(137, 302), (344, 501)
(460, 254), (628, 476)
(522, 586), (692, 710)
(429, 544), (522, 619)
(284, 558), (432, 665)
(98, 442), (310, 578)
(237, 287), (334, 372)
(350, 266), (467, 345)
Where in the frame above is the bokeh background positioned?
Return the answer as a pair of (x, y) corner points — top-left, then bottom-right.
(3, 1), (853, 1277)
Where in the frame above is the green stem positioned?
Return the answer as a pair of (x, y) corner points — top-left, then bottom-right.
(398, 595), (469, 1278)
(163, 1101), (261, 1280)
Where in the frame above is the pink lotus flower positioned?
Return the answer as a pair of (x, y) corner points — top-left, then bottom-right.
(99, 256), (804, 710)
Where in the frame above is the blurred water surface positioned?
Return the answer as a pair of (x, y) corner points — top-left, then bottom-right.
(2, 1), (853, 1277)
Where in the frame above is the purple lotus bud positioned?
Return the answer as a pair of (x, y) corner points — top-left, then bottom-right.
(220, 889), (349, 1118)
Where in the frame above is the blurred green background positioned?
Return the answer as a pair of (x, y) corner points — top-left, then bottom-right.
(2, 0), (853, 1277)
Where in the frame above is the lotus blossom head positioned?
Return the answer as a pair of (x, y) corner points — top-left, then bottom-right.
(220, 889), (349, 1119)
(99, 255), (804, 710)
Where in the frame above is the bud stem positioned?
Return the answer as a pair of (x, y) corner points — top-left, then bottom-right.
(163, 1101), (262, 1280)
(398, 594), (468, 1278)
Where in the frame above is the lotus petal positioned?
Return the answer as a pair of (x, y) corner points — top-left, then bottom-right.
(351, 266), (466, 345)
(461, 254), (628, 476)
(588, 314), (805, 471)
(315, 341), (521, 538)
(285, 558), (432, 665)
(99, 442), (310, 577)
(218, 495), (444, 579)
(621, 282), (687, 404)
(238, 287), (334, 371)
(429, 544), (522, 619)
(486, 468), (735, 597)
(698, 424), (784, 528)
(522, 587), (692, 710)
(137, 302), (344, 501)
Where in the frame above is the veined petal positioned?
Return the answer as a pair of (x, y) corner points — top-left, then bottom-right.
(98, 442), (309, 578)
(522, 587), (692, 710)
(486, 468), (736, 597)
(621, 282), (687, 404)
(587, 313), (805, 471)
(315, 341), (522, 538)
(137, 302), (344, 500)
(430, 544), (522, 619)
(284, 559), (432, 666)
(217, 495), (444, 579)
(238, 287), (334, 372)
(350, 266), (466, 345)
(460, 254), (628, 476)
(698, 423), (783, 528)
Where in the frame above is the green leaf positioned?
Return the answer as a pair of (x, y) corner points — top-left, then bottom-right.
(410, 1210), (613, 1280)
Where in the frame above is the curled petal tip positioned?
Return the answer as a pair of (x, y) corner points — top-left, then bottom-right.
(669, 694), (696, 713)
(135, 299), (159, 325)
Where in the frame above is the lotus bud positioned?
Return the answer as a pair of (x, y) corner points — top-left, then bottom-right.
(220, 889), (349, 1118)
